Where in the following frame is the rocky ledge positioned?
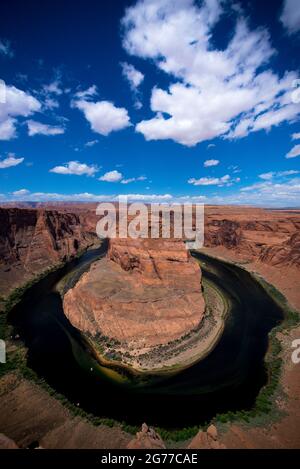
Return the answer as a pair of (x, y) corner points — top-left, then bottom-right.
(63, 238), (206, 366)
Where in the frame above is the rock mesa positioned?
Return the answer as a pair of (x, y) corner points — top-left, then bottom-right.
(63, 238), (205, 351)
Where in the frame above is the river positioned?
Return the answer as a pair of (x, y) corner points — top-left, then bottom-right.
(8, 247), (284, 429)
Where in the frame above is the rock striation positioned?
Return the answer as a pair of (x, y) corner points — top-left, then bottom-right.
(0, 207), (96, 298)
(63, 238), (205, 351)
(204, 206), (300, 268)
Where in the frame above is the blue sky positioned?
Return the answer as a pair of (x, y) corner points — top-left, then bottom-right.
(0, 0), (300, 206)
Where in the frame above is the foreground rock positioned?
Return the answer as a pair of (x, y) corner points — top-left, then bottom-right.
(127, 423), (166, 449)
(188, 425), (226, 449)
(0, 433), (19, 449)
(63, 238), (205, 354)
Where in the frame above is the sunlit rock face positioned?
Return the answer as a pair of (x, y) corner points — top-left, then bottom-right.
(63, 238), (205, 350)
(0, 207), (95, 297)
(204, 206), (300, 267)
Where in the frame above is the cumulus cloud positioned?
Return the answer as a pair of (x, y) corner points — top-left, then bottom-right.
(0, 39), (14, 58)
(121, 62), (144, 89)
(286, 144), (300, 158)
(292, 132), (300, 140)
(204, 159), (219, 167)
(0, 153), (24, 169)
(280, 0), (300, 35)
(27, 119), (65, 136)
(0, 83), (41, 140)
(99, 170), (123, 182)
(72, 87), (131, 136)
(122, 0), (300, 146)
(50, 161), (98, 176)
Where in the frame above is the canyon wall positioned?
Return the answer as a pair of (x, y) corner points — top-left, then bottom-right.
(1, 204), (299, 302)
(0, 207), (97, 298)
(204, 207), (300, 268)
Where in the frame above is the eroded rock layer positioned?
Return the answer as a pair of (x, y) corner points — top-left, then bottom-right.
(63, 238), (205, 349)
(0, 207), (96, 297)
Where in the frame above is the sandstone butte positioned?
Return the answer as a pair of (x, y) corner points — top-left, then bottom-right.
(63, 238), (206, 352)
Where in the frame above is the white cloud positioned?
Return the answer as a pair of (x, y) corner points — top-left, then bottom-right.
(121, 62), (144, 89)
(0, 39), (13, 58)
(99, 170), (123, 182)
(50, 161), (98, 176)
(43, 80), (63, 96)
(74, 85), (98, 99)
(259, 172), (274, 180)
(85, 139), (99, 147)
(38, 77), (66, 110)
(279, 170), (299, 176)
(188, 174), (231, 186)
(44, 97), (59, 110)
(0, 153), (24, 169)
(204, 159), (219, 167)
(0, 117), (17, 140)
(239, 177), (300, 206)
(72, 89), (131, 136)
(3, 190), (172, 203)
(280, 0), (300, 35)
(121, 178), (135, 184)
(12, 189), (30, 196)
(0, 83), (41, 140)
(123, 193), (172, 201)
(27, 119), (65, 136)
(286, 144), (300, 158)
(122, 0), (300, 146)
(121, 62), (144, 109)
(207, 144), (216, 149)
(292, 132), (300, 140)
(121, 175), (147, 184)
(259, 170), (299, 180)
